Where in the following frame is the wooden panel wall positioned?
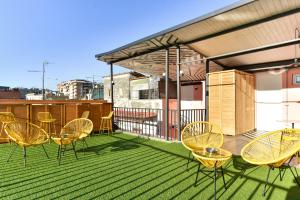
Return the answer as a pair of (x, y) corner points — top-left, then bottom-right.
(208, 70), (255, 136)
(0, 101), (112, 142)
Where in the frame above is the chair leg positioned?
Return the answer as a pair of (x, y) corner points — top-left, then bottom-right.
(53, 122), (56, 136)
(58, 146), (62, 165)
(214, 165), (217, 200)
(279, 168), (283, 181)
(221, 166), (227, 190)
(110, 119), (112, 134)
(7, 144), (18, 162)
(57, 145), (61, 159)
(42, 144), (49, 159)
(186, 151), (194, 171)
(186, 151), (191, 171)
(23, 147), (27, 167)
(82, 139), (87, 155)
(71, 142), (78, 160)
(99, 119), (103, 134)
(263, 167), (272, 196)
(289, 167), (300, 187)
(194, 163), (201, 186)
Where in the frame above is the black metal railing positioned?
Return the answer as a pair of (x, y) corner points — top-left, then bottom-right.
(114, 107), (206, 141)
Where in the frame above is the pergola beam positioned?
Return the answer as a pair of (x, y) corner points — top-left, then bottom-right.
(231, 58), (300, 71)
(209, 38), (300, 61)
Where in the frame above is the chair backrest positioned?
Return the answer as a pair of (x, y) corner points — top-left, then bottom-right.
(81, 111), (90, 119)
(0, 112), (15, 124)
(61, 118), (93, 138)
(37, 112), (53, 121)
(241, 128), (300, 167)
(4, 121), (48, 145)
(181, 121), (223, 151)
(107, 111), (113, 119)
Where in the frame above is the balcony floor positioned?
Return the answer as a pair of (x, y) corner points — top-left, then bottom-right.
(0, 133), (299, 199)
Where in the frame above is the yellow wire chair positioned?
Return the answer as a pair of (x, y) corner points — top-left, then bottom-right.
(181, 121), (224, 170)
(37, 112), (56, 138)
(192, 148), (232, 200)
(81, 111), (90, 119)
(77, 119), (93, 153)
(99, 111), (113, 134)
(241, 128), (300, 196)
(0, 112), (15, 143)
(4, 121), (49, 166)
(52, 118), (93, 165)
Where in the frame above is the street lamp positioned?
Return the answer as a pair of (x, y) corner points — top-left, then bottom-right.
(28, 60), (52, 100)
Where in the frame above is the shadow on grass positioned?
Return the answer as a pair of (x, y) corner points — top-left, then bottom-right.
(286, 178), (300, 200)
(76, 136), (140, 154)
(231, 155), (257, 177)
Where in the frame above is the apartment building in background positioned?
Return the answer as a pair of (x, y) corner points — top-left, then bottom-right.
(57, 79), (103, 100)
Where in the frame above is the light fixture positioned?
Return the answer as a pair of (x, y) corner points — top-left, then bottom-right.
(180, 70), (184, 76)
(287, 28), (300, 67)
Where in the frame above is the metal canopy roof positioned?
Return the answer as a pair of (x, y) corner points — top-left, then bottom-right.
(95, 0), (300, 81)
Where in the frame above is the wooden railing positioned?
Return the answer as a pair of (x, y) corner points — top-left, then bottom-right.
(0, 100), (112, 142)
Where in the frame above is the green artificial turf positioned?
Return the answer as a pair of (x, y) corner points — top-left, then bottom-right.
(0, 133), (299, 200)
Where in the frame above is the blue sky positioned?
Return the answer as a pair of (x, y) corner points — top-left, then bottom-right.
(0, 0), (238, 90)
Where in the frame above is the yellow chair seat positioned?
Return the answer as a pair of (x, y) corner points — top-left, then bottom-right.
(79, 133), (88, 139)
(241, 128), (300, 167)
(52, 137), (75, 145)
(192, 148), (232, 168)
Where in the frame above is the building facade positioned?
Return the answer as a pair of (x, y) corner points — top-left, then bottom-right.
(57, 79), (102, 100)
(0, 86), (21, 99)
(103, 71), (204, 109)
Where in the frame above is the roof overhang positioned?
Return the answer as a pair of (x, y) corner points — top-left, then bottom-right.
(95, 0), (300, 81)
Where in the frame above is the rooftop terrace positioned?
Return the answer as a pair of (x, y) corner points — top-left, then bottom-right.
(1, 133), (299, 199)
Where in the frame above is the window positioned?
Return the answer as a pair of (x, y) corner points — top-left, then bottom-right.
(138, 89), (159, 99)
(293, 74), (300, 84)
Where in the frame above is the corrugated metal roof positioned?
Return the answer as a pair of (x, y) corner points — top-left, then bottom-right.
(95, 0), (300, 81)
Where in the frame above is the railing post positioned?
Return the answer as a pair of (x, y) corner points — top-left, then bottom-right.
(165, 48), (169, 141)
(176, 45), (182, 141)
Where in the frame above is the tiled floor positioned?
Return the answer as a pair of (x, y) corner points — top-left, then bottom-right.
(223, 132), (300, 168)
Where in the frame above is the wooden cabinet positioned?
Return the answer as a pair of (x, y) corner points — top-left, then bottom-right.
(208, 70), (255, 136)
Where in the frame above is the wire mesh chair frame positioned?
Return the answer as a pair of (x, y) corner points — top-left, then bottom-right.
(4, 121), (49, 166)
(77, 118), (93, 154)
(181, 121), (224, 171)
(0, 112), (15, 143)
(192, 148), (232, 200)
(52, 118), (93, 165)
(241, 128), (300, 196)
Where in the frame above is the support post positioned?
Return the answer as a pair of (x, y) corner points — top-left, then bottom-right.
(42, 62), (45, 100)
(165, 48), (169, 141)
(176, 46), (181, 141)
(205, 60), (210, 121)
(110, 63), (115, 132)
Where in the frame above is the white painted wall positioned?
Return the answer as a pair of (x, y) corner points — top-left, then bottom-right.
(255, 70), (300, 131)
